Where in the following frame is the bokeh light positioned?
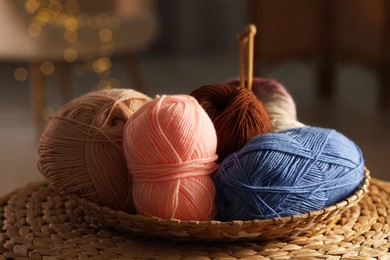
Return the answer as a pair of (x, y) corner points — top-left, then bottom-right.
(25, 0), (121, 90)
(96, 14), (110, 27)
(41, 107), (56, 121)
(92, 57), (111, 73)
(28, 23), (42, 37)
(64, 16), (79, 31)
(64, 48), (78, 62)
(99, 28), (113, 42)
(40, 61), (55, 75)
(14, 68), (29, 81)
(25, 0), (41, 14)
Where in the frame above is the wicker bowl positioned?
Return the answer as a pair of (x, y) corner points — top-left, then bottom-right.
(70, 167), (370, 242)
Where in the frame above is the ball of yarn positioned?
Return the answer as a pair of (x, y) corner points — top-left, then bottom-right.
(225, 77), (305, 132)
(123, 95), (218, 221)
(190, 84), (271, 162)
(213, 126), (365, 221)
(38, 88), (151, 213)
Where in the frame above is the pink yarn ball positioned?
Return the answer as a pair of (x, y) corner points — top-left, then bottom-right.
(123, 95), (218, 221)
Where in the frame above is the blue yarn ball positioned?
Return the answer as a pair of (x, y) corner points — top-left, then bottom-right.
(213, 126), (365, 221)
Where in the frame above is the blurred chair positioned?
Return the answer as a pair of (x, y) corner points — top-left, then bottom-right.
(330, 0), (390, 109)
(250, 0), (390, 110)
(0, 0), (158, 136)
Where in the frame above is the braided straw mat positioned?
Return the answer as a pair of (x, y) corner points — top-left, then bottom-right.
(70, 169), (370, 242)
(1, 178), (390, 259)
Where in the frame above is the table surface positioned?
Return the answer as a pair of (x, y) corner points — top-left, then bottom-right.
(1, 178), (390, 259)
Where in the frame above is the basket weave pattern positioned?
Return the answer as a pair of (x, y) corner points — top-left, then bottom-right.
(2, 173), (390, 258)
(71, 168), (371, 241)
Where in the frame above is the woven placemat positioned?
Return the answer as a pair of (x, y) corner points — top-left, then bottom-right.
(70, 168), (370, 242)
(1, 178), (390, 259)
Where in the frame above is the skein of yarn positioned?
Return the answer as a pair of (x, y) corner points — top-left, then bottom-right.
(190, 84), (271, 162)
(213, 126), (365, 221)
(225, 77), (304, 132)
(123, 95), (218, 221)
(38, 88), (151, 213)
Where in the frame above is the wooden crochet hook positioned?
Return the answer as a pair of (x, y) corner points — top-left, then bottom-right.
(237, 24), (257, 91)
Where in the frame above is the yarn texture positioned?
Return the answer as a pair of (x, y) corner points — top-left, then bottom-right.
(214, 126), (365, 221)
(225, 77), (305, 132)
(190, 84), (270, 162)
(123, 95), (218, 221)
(38, 88), (150, 213)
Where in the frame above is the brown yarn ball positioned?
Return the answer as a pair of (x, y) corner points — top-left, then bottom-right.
(190, 84), (271, 162)
(38, 88), (151, 213)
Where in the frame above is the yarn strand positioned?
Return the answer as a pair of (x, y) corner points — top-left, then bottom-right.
(214, 127), (365, 221)
(38, 88), (151, 213)
(123, 95), (218, 221)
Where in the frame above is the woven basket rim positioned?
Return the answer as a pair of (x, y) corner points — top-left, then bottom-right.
(69, 167), (370, 241)
(3, 174), (390, 258)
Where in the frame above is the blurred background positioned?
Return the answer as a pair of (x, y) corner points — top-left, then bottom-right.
(0, 0), (389, 196)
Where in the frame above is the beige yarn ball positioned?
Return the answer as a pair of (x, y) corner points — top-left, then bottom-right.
(38, 88), (151, 213)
